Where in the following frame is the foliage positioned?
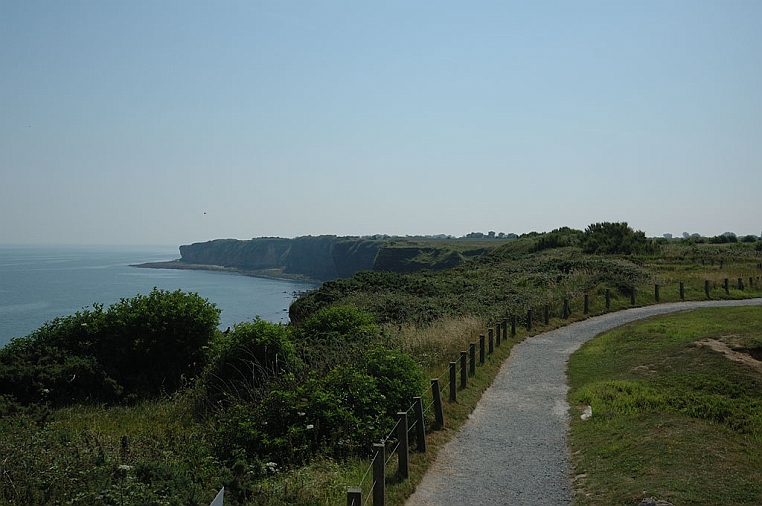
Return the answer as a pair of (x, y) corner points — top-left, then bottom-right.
(293, 304), (377, 343)
(0, 288), (220, 407)
(580, 221), (655, 255)
(532, 227), (583, 252)
(201, 318), (296, 407)
(290, 240), (655, 326)
(212, 346), (425, 468)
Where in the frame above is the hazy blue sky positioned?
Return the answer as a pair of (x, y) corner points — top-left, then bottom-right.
(2, 0), (761, 245)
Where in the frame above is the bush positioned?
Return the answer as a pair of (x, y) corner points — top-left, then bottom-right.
(294, 305), (377, 343)
(581, 222), (654, 255)
(0, 288), (220, 406)
(363, 347), (426, 417)
(202, 318), (296, 406)
(212, 346), (425, 468)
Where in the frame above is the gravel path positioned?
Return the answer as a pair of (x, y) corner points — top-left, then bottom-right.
(405, 299), (762, 506)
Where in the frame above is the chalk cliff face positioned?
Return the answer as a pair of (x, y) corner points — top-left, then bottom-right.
(178, 236), (486, 281)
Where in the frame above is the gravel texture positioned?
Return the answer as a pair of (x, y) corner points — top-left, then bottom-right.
(405, 299), (762, 506)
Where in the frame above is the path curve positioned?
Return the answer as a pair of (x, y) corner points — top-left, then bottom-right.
(405, 299), (762, 506)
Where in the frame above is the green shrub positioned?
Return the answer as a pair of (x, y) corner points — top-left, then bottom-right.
(362, 347), (426, 417)
(581, 222), (655, 255)
(202, 318), (296, 406)
(212, 347), (425, 468)
(0, 288), (220, 407)
(294, 305), (377, 343)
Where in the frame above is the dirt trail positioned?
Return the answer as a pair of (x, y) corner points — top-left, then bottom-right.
(405, 299), (762, 506)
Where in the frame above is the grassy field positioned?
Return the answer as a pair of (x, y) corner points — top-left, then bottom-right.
(568, 306), (762, 505)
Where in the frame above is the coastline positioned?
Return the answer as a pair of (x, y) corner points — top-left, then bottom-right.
(131, 260), (321, 284)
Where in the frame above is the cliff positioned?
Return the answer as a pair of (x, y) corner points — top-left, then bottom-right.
(171, 236), (498, 282)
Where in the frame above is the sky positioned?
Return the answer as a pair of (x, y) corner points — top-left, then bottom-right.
(1, 0), (761, 246)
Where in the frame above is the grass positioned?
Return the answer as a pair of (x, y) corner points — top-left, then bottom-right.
(568, 306), (762, 505)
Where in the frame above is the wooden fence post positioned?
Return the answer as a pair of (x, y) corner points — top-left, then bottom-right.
(724, 278), (729, 294)
(347, 488), (362, 506)
(750, 277), (754, 289)
(488, 328), (494, 351)
(705, 280), (710, 298)
(448, 364), (456, 402)
(496, 323), (501, 346)
(396, 412), (409, 479)
(412, 397), (426, 453)
(544, 304), (549, 325)
(630, 287), (636, 305)
(373, 444), (385, 506)
(469, 343), (476, 376)
(526, 309), (532, 331)
(680, 281), (684, 300)
(431, 379), (444, 427)
(605, 289), (610, 310)
(584, 294), (589, 314)
(460, 351), (467, 389)
(655, 284), (660, 302)
(479, 335), (485, 364)
(488, 330), (494, 355)
(738, 278), (744, 290)
(562, 299), (570, 318)
(501, 319), (508, 342)
(511, 315), (516, 337)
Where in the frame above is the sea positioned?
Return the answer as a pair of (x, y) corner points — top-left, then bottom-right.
(0, 245), (319, 349)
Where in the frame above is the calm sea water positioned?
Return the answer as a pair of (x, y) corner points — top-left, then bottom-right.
(0, 245), (319, 348)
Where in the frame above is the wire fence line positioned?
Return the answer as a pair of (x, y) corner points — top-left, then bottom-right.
(345, 275), (762, 506)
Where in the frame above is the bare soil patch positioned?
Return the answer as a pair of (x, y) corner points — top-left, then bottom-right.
(696, 338), (762, 372)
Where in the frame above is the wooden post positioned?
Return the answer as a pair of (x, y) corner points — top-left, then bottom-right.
(562, 299), (570, 318)
(655, 284), (660, 302)
(680, 281), (684, 300)
(605, 289), (611, 310)
(412, 397), (426, 452)
(479, 335), (485, 364)
(724, 278), (729, 294)
(431, 379), (444, 427)
(750, 277), (754, 289)
(488, 330), (494, 354)
(347, 488), (362, 506)
(584, 294), (589, 314)
(544, 304), (549, 325)
(488, 328), (494, 351)
(448, 364), (456, 402)
(630, 287), (636, 305)
(526, 309), (532, 331)
(396, 412), (409, 479)
(460, 351), (467, 389)
(738, 278), (744, 290)
(469, 343), (476, 376)
(496, 323), (501, 346)
(373, 443), (385, 506)
(511, 315), (516, 337)
(705, 280), (710, 298)
(501, 319), (508, 343)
